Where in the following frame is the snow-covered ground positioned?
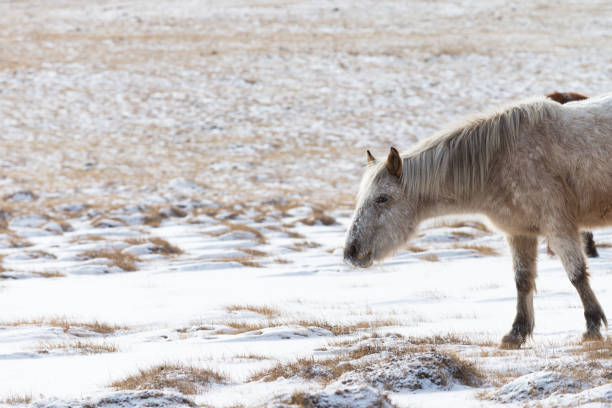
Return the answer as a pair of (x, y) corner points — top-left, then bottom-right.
(1, 0), (612, 407)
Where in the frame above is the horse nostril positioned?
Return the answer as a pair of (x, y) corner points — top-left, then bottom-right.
(349, 244), (358, 258)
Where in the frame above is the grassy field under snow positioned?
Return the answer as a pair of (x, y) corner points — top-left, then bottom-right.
(1, 0), (612, 407)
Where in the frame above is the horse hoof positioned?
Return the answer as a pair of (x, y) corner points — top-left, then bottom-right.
(582, 331), (603, 342)
(500, 333), (524, 349)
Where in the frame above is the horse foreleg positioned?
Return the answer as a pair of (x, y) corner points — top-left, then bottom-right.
(548, 230), (607, 341)
(501, 235), (538, 349)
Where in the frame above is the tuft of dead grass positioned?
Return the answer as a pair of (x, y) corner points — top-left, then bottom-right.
(26, 249), (57, 259)
(249, 355), (352, 383)
(407, 245), (427, 253)
(211, 318), (399, 336)
(582, 337), (612, 359)
(0, 318), (127, 335)
(70, 235), (107, 243)
(32, 271), (66, 278)
(111, 363), (226, 394)
(298, 209), (337, 226)
(406, 334), (496, 347)
(225, 305), (280, 318)
(148, 237), (183, 255)
(38, 340), (118, 354)
(78, 248), (140, 271)
(8, 235), (33, 248)
(452, 243), (500, 256)
(213, 257), (263, 268)
(125, 237), (183, 255)
(443, 220), (490, 232)
(289, 241), (321, 251)
(213, 221), (266, 244)
(294, 319), (400, 336)
(241, 248), (267, 257)
(418, 253), (440, 262)
(223, 320), (280, 333)
(1, 394), (32, 405)
(442, 350), (484, 387)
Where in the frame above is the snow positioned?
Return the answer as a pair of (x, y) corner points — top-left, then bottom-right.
(1, 0), (612, 406)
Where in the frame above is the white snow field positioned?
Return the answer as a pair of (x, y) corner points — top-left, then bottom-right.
(1, 0), (612, 407)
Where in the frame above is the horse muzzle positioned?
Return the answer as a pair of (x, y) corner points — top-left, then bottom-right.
(343, 242), (373, 268)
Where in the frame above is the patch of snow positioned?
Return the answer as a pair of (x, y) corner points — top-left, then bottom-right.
(495, 371), (581, 403)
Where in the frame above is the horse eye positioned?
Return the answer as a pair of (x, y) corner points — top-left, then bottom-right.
(375, 196), (388, 204)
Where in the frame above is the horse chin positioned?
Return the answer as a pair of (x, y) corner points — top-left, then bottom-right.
(355, 257), (374, 268)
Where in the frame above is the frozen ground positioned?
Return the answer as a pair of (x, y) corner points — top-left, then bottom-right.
(1, 0), (612, 407)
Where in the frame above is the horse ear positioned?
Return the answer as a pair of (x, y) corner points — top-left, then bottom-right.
(386, 147), (402, 178)
(366, 150), (376, 164)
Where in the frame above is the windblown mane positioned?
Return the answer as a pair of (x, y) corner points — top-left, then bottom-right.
(399, 97), (559, 197)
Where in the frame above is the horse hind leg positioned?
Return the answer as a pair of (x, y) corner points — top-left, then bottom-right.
(549, 230), (607, 341)
(582, 231), (599, 258)
(545, 231), (597, 258)
(501, 235), (538, 349)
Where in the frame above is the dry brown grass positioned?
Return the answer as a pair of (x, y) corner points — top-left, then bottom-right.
(443, 220), (490, 233)
(406, 334), (496, 347)
(125, 237), (183, 255)
(26, 249), (57, 259)
(251, 338), (483, 388)
(111, 363), (226, 394)
(32, 271), (66, 278)
(213, 256), (263, 268)
(212, 221), (266, 244)
(212, 318), (399, 336)
(241, 248), (267, 257)
(298, 209), (337, 226)
(70, 235), (107, 243)
(91, 216), (128, 228)
(452, 243), (500, 256)
(289, 241), (322, 252)
(418, 253), (440, 262)
(39, 340), (118, 354)
(407, 245), (427, 253)
(143, 209), (165, 227)
(443, 350), (484, 387)
(1, 394), (32, 405)
(249, 355), (353, 383)
(265, 225), (306, 239)
(225, 305), (280, 318)
(78, 248), (140, 271)
(451, 230), (476, 239)
(149, 237), (183, 255)
(295, 319), (400, 336)
(582, 337), (612, 359)
(0, 318), (126, 335)
(234, 353), (271, 361)
(141, 205), (188, 227)
(8, 235), (33, 248)
(223, 321), (281, 333)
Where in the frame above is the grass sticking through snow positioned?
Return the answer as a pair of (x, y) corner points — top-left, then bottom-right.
(39, 340), (118, 354)
(0, 318), (126, 335)
(78, 248), (140, 271)
(111, 364), (226, 394)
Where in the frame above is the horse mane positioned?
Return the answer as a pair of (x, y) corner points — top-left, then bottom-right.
(399, 97), (560, 198)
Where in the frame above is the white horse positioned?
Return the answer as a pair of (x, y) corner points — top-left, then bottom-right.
(344, 94), (612, 348)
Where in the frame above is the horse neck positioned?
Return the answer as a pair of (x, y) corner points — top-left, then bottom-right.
(416, 190), (490, 221)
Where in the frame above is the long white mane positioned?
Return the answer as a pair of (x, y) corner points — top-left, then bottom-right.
(398, 97), (560, 197)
